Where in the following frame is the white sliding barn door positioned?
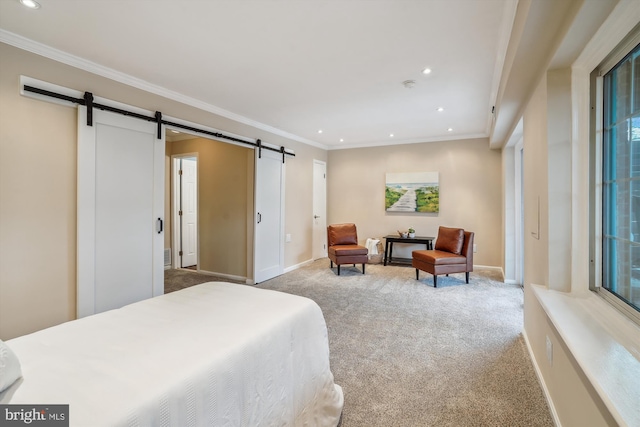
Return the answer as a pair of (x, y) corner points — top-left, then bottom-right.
(77, 107), (165, 317)
(254, 149), (285, 283)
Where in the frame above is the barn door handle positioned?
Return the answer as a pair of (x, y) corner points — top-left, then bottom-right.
(157, 218), (163, 234)
(257, 212), (262, 224)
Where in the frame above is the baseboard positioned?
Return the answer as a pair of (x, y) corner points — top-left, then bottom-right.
(473, 264), (502, 271)
(164, 265), (171, 270)
(472, 265), (521, 285)
(284, 258), (315, 273)
(522, 330), (562, 427)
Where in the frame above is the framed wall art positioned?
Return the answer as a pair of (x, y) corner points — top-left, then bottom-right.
(385, 172), (439, 213)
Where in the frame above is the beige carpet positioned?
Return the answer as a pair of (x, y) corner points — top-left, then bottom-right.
(165, 261), (554, 427)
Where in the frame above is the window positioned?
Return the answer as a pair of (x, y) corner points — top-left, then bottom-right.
(598, 39), (640, 319)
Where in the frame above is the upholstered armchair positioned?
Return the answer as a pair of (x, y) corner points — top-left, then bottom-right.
(327, 223), (368, 275)
(412, 226), (474, 287)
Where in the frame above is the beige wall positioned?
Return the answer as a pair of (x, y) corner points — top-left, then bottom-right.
(0, 46), (77, 340)
(169, 138), (252, 278)
(327, 138), (502, 267)
(520, 68), (616, 427)
(0, 42), (325, 339)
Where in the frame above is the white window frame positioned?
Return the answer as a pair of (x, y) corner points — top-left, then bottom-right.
(590, 27), (640, 325)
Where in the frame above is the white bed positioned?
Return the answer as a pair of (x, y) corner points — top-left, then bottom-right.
(0, 282), (344, 426)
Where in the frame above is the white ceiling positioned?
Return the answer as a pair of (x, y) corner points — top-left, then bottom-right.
(0, 0), (517, 149)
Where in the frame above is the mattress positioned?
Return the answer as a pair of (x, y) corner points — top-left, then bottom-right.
(1, 282), (344, 426)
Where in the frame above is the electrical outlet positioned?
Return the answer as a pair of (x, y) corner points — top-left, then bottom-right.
(473, 244), (477, 253)
(285, 234), (292, 243)
(546, 335), (553, 366)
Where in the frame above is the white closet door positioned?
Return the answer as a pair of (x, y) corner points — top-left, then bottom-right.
(254, 149), (284, 283)
(77, 106), (165, 317)
(312, 160), (327, 260)
(180, 157), (198, 268)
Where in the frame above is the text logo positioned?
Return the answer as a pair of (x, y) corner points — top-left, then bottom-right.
(0, 405), (68, 427)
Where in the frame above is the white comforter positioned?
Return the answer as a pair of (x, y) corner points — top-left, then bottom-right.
(1, 282), (344, 426)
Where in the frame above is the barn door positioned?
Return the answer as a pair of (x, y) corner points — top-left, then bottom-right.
(254, 149), (284, 283)
(77, 106), (165, 317)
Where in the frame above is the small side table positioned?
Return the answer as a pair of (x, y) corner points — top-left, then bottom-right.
(383, 235), (434, 266)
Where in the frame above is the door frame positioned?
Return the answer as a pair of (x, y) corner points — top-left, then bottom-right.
(171, 153), (199, 270)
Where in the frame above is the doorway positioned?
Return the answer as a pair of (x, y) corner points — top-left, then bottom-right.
(172, 154), (198, 269)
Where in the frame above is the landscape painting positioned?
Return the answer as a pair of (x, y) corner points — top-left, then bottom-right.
(385, 172), (439, 213)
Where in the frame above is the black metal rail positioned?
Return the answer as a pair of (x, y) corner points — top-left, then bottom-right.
(23, 85), (294, 162)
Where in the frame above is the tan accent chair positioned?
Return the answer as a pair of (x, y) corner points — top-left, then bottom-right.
(327, 223), (368, 275)
(412, 226), (474, 287)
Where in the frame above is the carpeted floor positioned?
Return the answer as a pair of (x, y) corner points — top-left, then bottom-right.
(164, 268), (244, 293)
(165, 261), (554, 427)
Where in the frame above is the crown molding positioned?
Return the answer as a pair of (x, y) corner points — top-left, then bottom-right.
(327, 132), (489, 150)
(0, 29), (328, 150)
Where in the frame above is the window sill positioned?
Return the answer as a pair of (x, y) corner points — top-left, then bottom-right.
(532, 285), (640, 427)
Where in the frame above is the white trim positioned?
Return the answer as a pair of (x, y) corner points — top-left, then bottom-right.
(573, 0), (640, 71)
(522, 329), (563, 427)
(327, 132), (488, 150)
(2, 30), (324, 150)
(473, 264), (504, 272)
(21, 75), (154, 117)
(485, 0), (519, 136)
(532, 284), (640, 427)
(284, 259), (315, 274)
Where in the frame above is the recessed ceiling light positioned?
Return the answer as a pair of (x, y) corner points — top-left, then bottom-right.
(19, 0), (40, 9)
(339, 138), (344, 142)
(447, 128), (453, 132)
(390, 133), (394, 138)
(318, 130), (323, 134)
(437, 107), (444, 112)
(422, 68), (432, 75)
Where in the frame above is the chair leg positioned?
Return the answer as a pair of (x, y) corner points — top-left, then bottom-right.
(465, 272), (470, 283)
(362, 263), (365, 274)
(330, 260), (333, 268)
(433, 275), (438, 287)
(337, 265), (341, 275)
(415, 268), (419, 280)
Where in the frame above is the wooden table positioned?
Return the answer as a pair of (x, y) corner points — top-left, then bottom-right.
(383, 235), (434, 266)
